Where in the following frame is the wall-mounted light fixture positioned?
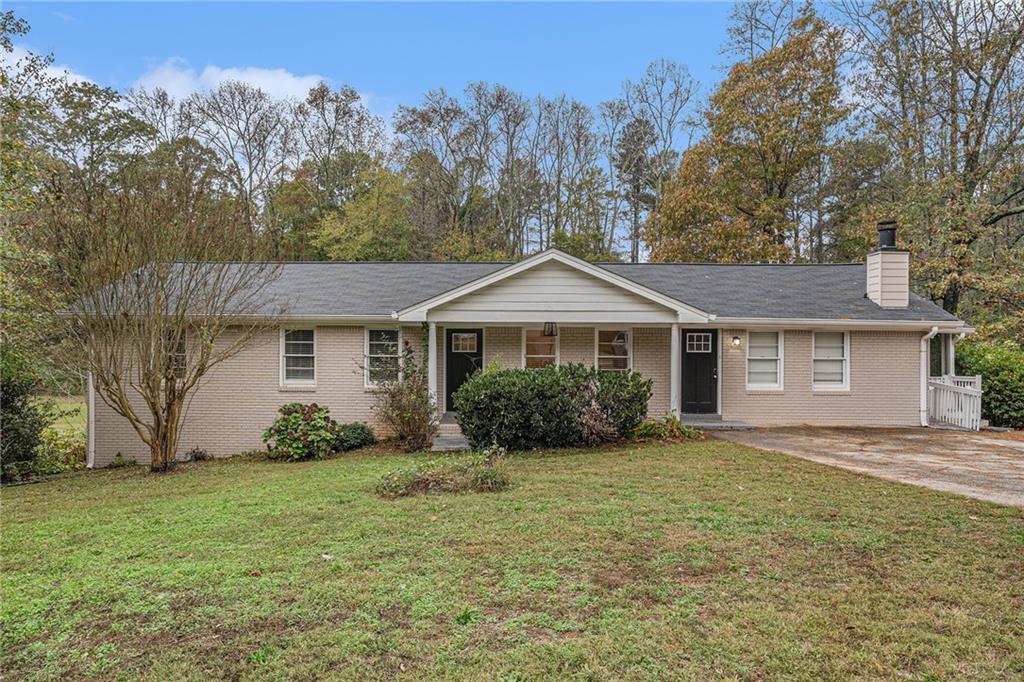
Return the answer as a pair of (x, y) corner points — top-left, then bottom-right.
(731, 335), (742, 347)
(543, 322), (558, 337)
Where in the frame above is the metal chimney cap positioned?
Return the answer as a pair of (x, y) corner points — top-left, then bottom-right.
(876, 220), (898, 249)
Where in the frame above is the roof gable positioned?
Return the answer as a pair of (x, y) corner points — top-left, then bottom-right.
(396, 249), (711, 323)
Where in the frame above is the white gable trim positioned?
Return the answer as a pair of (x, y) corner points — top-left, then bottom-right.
(394, 249), (711, 323)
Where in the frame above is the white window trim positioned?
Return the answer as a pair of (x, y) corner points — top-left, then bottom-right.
(522, 328), (559, 368)
(812, 331), (850, 392)
(746, 330), (784, 391)
(364, 327), (403, 388)
(685, 331), (714, 354)
(280, 327), (317, 387)
(451, 332), (478, 354)
(593, 327), (633, 371)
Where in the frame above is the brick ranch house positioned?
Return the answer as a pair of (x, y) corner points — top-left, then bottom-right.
(88, 225), (977, 467)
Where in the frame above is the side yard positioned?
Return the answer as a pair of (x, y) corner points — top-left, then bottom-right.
(3, 441), (1023, 679)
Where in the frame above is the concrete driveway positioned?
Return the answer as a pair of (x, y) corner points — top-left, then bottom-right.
(715, 427), (1024, 507)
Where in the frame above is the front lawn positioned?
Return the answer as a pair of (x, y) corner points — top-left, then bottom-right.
(3, 441), (1022, 679)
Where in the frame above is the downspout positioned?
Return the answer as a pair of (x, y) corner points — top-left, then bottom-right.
(87, 371), (96, 468)
(920, 327), (939, 427)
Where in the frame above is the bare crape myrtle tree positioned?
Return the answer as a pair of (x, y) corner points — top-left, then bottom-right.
(62, 144), (285, 471)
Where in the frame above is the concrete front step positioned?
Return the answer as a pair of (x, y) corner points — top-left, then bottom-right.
(681, 419), (753, 431)
(431, 435), (471, 452)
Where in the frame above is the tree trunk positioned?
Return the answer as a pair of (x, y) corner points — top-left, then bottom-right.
(148, 413), (178, 472)
(942, 282), (961, 315)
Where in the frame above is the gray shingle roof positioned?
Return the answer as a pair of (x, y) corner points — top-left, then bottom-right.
(253, 260), (957, 322)
(600, 263), (958, 322)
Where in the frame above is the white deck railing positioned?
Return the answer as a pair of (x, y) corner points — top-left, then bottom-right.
(928, 375), (983, 431)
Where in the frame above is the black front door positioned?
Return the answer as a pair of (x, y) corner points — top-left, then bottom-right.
(445, 328), (483, 411)
(681, 329), (718, 413)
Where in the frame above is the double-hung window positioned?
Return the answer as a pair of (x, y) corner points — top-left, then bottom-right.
(366, 328), (400, 385)
(524, 329), (557, 368)
(164, 330), (186, 380)
(747, 331), (782, 389)
(596, 329), (631, 372)
(282, 329), (316, 384)
(812, 332), (848, 389)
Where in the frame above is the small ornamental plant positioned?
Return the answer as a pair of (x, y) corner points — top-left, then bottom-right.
(632, 416), (705, 442)
(262, 403), (342, 461)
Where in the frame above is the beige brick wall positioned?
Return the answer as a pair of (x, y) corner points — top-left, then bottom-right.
(483, 327), (522, 369)
(721, 329), (921, 426)
(93, 323), (922, 466)
(632, 327), (672, 417)
(94, 324), (421, 467)
(559, 327), (594, 365)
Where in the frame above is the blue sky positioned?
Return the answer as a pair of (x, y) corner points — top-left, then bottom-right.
(11, 2), (734, 116)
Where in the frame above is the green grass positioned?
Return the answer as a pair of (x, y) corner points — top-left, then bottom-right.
(3, 441), (1022, 680)
(35, 395), (86, 433)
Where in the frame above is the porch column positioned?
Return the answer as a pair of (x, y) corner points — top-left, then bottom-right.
(427, 322), (438, 409)
(670, 323), (681, 417)
(945, 333), (956, 375)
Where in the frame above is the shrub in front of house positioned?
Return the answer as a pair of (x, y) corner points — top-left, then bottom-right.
(632, 416), (705, 442)
(372, 347), (439, 452)
(956, 341), (1024, 428)
(335, 422), (376, 451)
(376, 446), (510, 498)
(262, 403), (375, 461)
(452, 364), (653, 450)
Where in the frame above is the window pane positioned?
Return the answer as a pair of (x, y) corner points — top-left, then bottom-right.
(285, 329), (314, 343)
(368, 342), (398, 357)
(813, 359), (844, 384)
(526, 342), (555, 356)
(368, 329), (398, 344)
(526, 356), (555, 368)
(285, 367), (314, 381)
(748, 332), (779, 358)
(747, 358), (779, 385)
(286, 356), (314, 370)
(814, 332), (845, 359)
(598, 343), (629, 357)
(598, 356), (629, 371)
(598, 331), (629, 355)
(285, 341), (314, 355)
(452, 333), (477, 353)
(368, 355), (399, 383)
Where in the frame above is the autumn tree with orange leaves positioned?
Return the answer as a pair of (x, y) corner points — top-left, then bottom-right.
(647, 9), (846, 263)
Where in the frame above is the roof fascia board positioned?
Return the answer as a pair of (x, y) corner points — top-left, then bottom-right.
(395, 249), (711, 322)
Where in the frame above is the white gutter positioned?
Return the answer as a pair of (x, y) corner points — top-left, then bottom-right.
(715, 317), (969, 331)
(920, 326), (939, 427)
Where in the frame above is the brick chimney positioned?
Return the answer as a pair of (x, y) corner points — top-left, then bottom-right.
(866, 220), (909, 308)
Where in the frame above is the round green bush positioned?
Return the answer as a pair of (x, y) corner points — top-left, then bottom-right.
(336, 422), (376, 452)
(262, 403), (376, 460)
(956, 341), (1024, 428)
(0, 347), (51, 482)
(452, 364), (653, 450)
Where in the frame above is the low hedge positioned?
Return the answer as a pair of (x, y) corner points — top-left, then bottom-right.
(452, 363), (652, 449)
(956, 341), (1024, 428)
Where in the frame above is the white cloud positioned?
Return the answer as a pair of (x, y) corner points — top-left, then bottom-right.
(3, 44), (93, 85)
(132, 57), (326, 101)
